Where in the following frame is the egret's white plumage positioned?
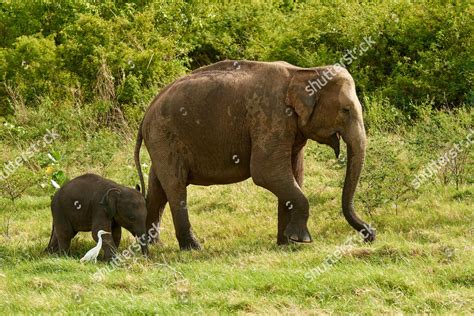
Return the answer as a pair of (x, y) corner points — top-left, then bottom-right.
(80, 230), (111, 263)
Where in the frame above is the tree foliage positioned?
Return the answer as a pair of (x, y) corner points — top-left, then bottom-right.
(1, 0), (472, 120)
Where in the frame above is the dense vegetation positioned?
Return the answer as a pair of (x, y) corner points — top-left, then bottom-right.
(1, 0), (472, 120)
(0, 1), (473, 314)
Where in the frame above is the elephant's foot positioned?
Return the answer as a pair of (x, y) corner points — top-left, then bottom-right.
(284, 222), (312, 243)
(277, 234), (290, 245)
(102, 246), (118, 262)
(178, 234), (201, 250)
(103, 255), (113, 262)
(103, 252), (116, 262)
(45, 245), (59, 254)
(147, 234), (161, 245)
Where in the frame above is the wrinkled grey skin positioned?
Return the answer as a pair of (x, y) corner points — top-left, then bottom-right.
(46, 173), (148, 260)
(135, 60), (375, 250)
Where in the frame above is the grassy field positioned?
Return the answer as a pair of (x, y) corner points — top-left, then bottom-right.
(1, 1), (472, 313)
(1, 112), (473, 313)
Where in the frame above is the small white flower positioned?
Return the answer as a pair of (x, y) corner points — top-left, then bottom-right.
(47, 153), (57, 162)
(51, 179), (61, 189)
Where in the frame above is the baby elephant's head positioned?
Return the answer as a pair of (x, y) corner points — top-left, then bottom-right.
(100, 187), (148, 255)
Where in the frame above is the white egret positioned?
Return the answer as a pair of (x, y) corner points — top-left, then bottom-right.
(80, 230), (111, 263)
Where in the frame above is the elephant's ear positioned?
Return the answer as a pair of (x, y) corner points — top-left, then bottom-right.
(285, 69), (319, 126)
(99, 188), (121, 219)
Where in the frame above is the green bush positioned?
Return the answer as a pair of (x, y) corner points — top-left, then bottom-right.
(0, 0), (472, 122)
(0, 35), (70, 113)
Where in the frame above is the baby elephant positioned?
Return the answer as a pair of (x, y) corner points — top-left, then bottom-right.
(46, 173), (148, 261)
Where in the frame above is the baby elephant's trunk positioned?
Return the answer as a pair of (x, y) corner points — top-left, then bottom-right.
(134, 230), (149, 256)
(141, 241), (149, 256)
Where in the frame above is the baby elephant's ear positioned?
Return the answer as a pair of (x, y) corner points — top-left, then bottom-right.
(99, 188), (121, 219)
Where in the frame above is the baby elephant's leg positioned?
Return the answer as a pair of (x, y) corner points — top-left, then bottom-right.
(54, 222), (76, 255)
(92, 225), (117, 261)
(112, 222), (122, 248)
(46, 225), (59, 253)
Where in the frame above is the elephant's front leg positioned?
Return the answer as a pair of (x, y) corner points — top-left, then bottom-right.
(277, 148), (305, 245)
(92, 223), (117, 261)
(277, 200), (292, 245)
(251, 146), (311, 244)
(112, 221), (122, 248)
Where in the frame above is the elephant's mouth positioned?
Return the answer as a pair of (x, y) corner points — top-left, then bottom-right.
(326, 132), (341, 158)
(315, 132), (341, 158)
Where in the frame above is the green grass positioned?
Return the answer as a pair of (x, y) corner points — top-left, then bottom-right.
(0, 132), (473, 314)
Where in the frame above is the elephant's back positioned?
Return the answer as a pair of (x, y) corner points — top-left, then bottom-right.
(142, 70), (254, 185)
(52, 174), (102, 221)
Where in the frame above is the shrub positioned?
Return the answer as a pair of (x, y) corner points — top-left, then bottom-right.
(0, 1), (471, 124)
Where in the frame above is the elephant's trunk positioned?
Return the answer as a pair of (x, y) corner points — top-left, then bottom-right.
(342, 125), (375, 242)
(134, 230), (149, 256)
(141, 242), (149, 256)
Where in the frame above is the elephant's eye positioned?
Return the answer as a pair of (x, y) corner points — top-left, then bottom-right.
(128, 214), (136, 220)
(342, 108), (350, 114)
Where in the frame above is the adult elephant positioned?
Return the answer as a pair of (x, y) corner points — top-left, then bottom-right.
(135, 60), (375, 250)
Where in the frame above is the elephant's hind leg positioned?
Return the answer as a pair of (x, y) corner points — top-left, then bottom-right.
(167, 183), (201, 250)
(55, 224), (76, 255)
(146, 167), (168, 244)
(156, 165), (201, 250)
(46, 226), (59, 253)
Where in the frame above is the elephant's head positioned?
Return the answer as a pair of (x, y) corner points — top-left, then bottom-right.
(286, 66), (375, 242)
(100, 187), (149, 254)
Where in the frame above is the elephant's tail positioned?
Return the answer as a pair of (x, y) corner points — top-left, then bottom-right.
(135, 119), (146, 197)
